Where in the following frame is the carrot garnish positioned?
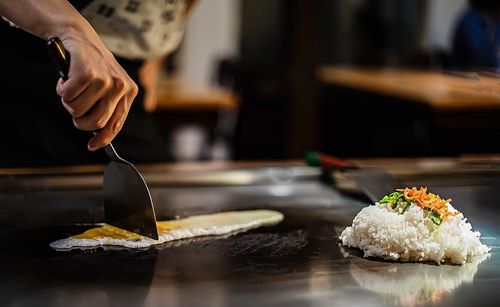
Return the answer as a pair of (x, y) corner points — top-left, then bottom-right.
(379, 187), (459, 225)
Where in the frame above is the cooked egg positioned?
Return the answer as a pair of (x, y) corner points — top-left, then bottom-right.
(50, 209), (284, 250)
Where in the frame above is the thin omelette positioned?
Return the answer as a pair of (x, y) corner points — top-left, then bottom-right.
(50, 209), (284, 250)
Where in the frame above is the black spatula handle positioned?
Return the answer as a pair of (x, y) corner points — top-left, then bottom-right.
(46, 37), (70, 81)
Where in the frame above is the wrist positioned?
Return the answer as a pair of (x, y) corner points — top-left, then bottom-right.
(42, 15), (93, 41)
(0, 0), (94, 41)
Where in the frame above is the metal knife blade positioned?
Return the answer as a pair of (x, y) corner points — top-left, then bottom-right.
(46, 37), (159, 240)
(343, 168), (403, 203)
(306, 151), (404, 203)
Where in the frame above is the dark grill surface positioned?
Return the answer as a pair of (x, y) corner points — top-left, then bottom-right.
(0, 169), (499, 307)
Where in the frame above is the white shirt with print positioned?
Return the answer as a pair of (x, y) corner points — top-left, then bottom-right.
(81, 0), (187, 60)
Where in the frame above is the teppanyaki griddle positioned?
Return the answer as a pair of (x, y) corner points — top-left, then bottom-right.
(0, 166), (499, 307)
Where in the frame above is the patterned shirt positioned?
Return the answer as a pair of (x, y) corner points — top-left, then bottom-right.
(81, 0), (188, 60)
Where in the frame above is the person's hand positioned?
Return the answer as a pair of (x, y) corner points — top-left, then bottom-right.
(0, 1), (137, 151)
(55, 30), (138, 151)
(139, 56), (165, 113)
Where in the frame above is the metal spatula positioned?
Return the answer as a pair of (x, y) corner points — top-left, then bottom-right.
(46, 37), (159, 240)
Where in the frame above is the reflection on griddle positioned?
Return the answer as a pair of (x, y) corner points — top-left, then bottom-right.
(348, 253), (489, 306)
(225, 230), (308, 258)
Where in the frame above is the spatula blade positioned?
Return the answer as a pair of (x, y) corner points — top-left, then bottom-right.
(103, 161), (159, 240)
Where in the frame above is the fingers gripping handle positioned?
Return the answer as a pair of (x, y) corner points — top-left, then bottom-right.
(46, 37), (116, 156)
(91, 131), (123, 162)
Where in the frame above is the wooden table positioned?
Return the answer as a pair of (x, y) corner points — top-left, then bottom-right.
(1, 156), (497, 181)
(156, 77), (238, 111)
(318, 66), (500, 111)
(315, 66), (500, 155)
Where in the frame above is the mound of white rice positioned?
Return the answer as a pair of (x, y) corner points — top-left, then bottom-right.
(339, 202), (490, 264)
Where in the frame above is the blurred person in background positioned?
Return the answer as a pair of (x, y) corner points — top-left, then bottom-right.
(452, 0), (500, 70)
(0, 0), (196, 166)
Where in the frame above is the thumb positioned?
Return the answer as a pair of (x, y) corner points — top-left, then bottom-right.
(56, 78), (66, 97)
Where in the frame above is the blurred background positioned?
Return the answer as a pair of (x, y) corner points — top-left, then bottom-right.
(110, 0), (500, 162)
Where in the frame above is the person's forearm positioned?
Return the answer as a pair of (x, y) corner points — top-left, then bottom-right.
(0, 0), (91, 40)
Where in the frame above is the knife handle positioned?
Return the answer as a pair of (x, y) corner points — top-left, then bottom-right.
(305, 151), (355, 185)
(305, 151), (354, 170)
(46, 37), (70, 81)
